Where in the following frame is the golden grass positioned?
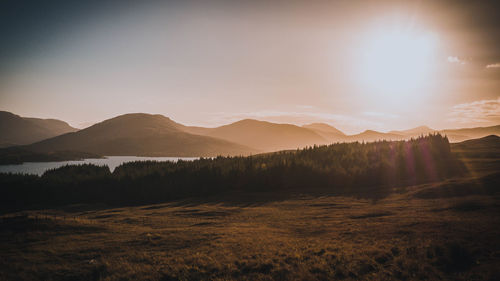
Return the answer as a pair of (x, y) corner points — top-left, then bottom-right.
(1, 187), (499, 281)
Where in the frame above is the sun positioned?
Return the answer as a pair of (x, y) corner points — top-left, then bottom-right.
(357, 26), (438, 105)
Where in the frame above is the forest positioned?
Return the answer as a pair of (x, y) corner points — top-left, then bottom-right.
(0, 134), (466, 210)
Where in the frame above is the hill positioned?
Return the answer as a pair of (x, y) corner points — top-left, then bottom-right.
(198, 119), (328, 152)
(348, 130), (404, 142)
(440, 125), (500, 142)
(453, 135), (500, 150)
(302, 123), (347, 142)
(0, 111), (77, 147)
(25, 113), (258, 157)
(451, 135), (500, 162)
(390, 125), (436, 137)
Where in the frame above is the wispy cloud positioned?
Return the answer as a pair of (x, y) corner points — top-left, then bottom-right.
(448, 97), (500, 124)
(486, 63), (500, 68)
(362, 111), (399, 119)
(447, 56), (466, 65)
(295, 105), (315, 110)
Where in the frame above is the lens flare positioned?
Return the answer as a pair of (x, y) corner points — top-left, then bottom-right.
(357, 26), (439, 106)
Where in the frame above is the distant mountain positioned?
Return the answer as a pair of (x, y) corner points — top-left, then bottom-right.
(0, 111), (77, 148)
(3, 110), (499, 160)
(26, 113), (257, 157)
(440, 125), (500, 142)
(348, 125), (500, 143)
(192, 119), (328, 152)
(302, 123), (346, 142)
(172, 124), (212, 136)
(390, 126), (436, 137)
(348, 130), (404, 142)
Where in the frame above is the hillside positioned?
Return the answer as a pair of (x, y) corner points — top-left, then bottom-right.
(348, 130), (404, 142)
(451, 135), (500, 162)
(1, 135), (498, 281)
(0, 111), (77, 147)
(199, 119), (328, 152)
(390, 125), (436, 137)
(452, 135), (500, 150)
(440, 125), (500, 142)
(25, 113), (258, 157)
(302, 123), (347, 142)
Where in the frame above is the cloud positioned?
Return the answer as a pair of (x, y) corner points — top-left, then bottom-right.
(362, 111), (399, 119)
(448, 97), (500, 124)
(447, 56), (466, 65)
(486, 63), (500, 68)
(295, 105), (315, 110)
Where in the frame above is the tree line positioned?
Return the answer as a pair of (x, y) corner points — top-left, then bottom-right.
(0, 134), (466, 210)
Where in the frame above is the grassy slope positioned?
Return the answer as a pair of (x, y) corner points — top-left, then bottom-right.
(1, 192), (498, 281)
(0, 136), (499, 281)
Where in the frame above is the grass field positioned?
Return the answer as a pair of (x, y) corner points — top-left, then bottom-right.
(1, 139), (499, 281)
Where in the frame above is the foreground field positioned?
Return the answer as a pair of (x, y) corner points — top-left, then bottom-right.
(1, 186), (499, 281)
(1, 136), (499, 280)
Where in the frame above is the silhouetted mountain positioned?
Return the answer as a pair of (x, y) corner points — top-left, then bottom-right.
(0, 111), (77, 148)
(26, 113), (257, 157)
(302, 123), (346, 142)
(440, 125), (500, 142)
(196, 119), (328, 152)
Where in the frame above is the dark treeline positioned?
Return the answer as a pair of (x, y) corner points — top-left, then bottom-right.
(0, 147), (102, 165)
(0, 134), (466, 210)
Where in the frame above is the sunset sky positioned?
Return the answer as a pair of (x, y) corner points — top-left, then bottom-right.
(1, 0), (499, 134)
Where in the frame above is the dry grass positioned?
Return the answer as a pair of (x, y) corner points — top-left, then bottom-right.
(1, 187), (499, 281)
(1, 143), (499, 281)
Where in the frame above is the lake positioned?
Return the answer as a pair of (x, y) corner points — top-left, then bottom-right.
(0, 156), (199, 176)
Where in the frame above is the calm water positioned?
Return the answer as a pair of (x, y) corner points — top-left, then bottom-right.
(0, 156), (198, 176)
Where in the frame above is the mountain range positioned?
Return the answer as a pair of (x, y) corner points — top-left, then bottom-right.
(25, 114), (256, 157)
(1, 111), (499, 160)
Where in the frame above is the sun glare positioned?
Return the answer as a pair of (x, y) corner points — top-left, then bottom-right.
(358, 26), (438, 105)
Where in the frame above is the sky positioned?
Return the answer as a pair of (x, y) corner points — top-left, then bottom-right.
(1, 0), (499, 134)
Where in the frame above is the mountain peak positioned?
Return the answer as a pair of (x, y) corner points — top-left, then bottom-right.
(389, 125), (435, 135)
(105, 113), (171, 121)
(361, 129), (379, 134)
(0, 111), (77, 147)
(83, 113), (180, 136)
(234, 119), (268, 125)
(302, 123), (345, 136)
(413, 125), (432, 130)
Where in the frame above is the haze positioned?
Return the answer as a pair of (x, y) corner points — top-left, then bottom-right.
(1, 0), (499, 134)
